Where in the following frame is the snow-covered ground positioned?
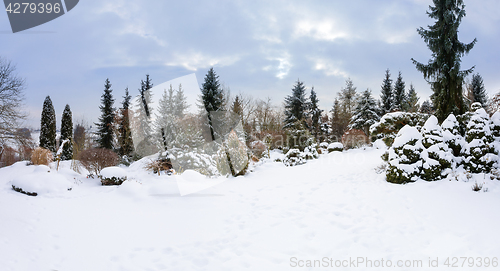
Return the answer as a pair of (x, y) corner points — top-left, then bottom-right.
(1, 147), (499, 270)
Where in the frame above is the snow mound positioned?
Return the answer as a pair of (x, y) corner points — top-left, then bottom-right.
(100, 166), (127, 178)
(11, 165), (73, 196)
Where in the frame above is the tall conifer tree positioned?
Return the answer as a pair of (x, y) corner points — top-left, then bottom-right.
(95, 78), (115, 150)
(60, 104), (73, 160)
(39, 96), (56, 152)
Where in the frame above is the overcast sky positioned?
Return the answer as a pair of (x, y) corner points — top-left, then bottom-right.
(1, 0), (499, 128)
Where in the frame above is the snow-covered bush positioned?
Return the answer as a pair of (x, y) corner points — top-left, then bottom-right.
(169, 148), (217, 176)
(462, 106), (498, 173)
(283, 149), (306, 167)
(327, 142), (343, 152)
(441, 114), (465, 158)
(386, 125), (423, 184)
(342, 129), (369, 149)
(99, 166), (127, 186)
(370, 112), (430, 147)
(78, 148), (118, 175)
(144, 153), (174, 176)
(284, 120), (315, 152)
(31, 147), (53, 166)
(11, 165), (72, 196)
(303, 144), (319, 160)
(420, 116), (452, 181)
(318, 142), (329, 154)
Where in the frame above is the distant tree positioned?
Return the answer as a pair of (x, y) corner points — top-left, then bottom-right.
(231, 95), (243, 117)
(406, 83), (420, 112)
(155, 85), (176, 150)
(337, 79), (357, 136)
(118, 88), (134, 157)
(392, 71), (406, 111)
(349, 89), (380, 136)
(330, 99), (343, 141)
(60, 104), (73, 160)
(309, 87), (323, 139)
(283, 79), (308, 129)
(380, 69), (393, 114)
(0, 57), (27, 152)
(412, 0), (476, 122)
(95, 78), (115, 150)
(470, 73), (488, 108)
(174, 84), (189, 118)
(420, 100), (434, 114)
(74, 123), (86, 153)
(200, 67), (224, 141)
(39, 96), (57, 152)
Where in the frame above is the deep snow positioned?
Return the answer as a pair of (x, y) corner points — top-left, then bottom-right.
(0, 147), (499, 270)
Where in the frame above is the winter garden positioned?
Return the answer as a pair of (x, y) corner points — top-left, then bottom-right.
(1, 1), (500, 270)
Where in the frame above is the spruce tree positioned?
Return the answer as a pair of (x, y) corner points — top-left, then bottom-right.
(174, 84), (189, 118)
(412, 0), (477, 122)
(231, 95), (243, 117)
(337, 79), (357, 135)
(392, 71), (406, 111)
(155, 85), (176, 149)
(406, 83), (420, 112)
(200, 67), (224, 141)
(118, 88), (134, 157)
(283, 79), (308, 129)
(420, 100), (434, 114)
(135, 74), (155, 156)
(380, 69), (393, 115)
(39, 96), (56, 152)
(95, 78), (115, 150)
(309, 87), (323, 139)
(470, 73), (487, 108)
(60, 104), (73, 160)
(330, 99), (343, 141)
(349, 89), (380, 136)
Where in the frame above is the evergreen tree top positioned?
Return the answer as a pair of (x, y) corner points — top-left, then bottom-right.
(200, 67), (224, 113)
(122, 87), (131, 110)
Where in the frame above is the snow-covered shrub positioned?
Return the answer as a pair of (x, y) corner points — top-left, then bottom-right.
(144, 154), (174, 176)
(303, 144), (319, 160)
(31, 147), (53, 166)
(224, 130), (249, 176)
(441, 114), (465, 158)
(462, 106), (498, 173)
(327, 142), (343, 152)
(78, 148), (118, 175)
(284, 120), (315, 152)
(420, 116), (453, 181)
(318, 142), (329, 154)
(169, 148), (217, 176)
(249, 140), (267, 158)
(11, 165), (72, 196)
(283, 149), (306, 167)
(370, 112), (430, 147)
(99, 166), (127, 186)
(386, 125), (424, 184)
(342, 129), (369, 149)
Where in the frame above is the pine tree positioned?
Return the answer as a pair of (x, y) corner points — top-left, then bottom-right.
(200, 67), (224, 141)
(349, 89), (380, 136)
(135, 74), (154, 156)
(330, 99), (343, 141)
(420, 100), (434, 114)
(39, 96), (56, 152)
(406, 83), (420, 112)
(309, 87), (323, 139)
(284, 79), (308, 129)
(60, 104), (73, 160)
(380, 69), (393, 114)
(470, 73), (487, 108)
(462, 104), (497, 173)
(231, 95), (243, 118)
(118, 88), (134, 157)
(155, 85), (176, 150)
(95, 78), (115, 150)
(174, 84), (189, 118)
(412, 0), (477, 122)
(392, 71), (406, 111)
(337, 79), (357, 136)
